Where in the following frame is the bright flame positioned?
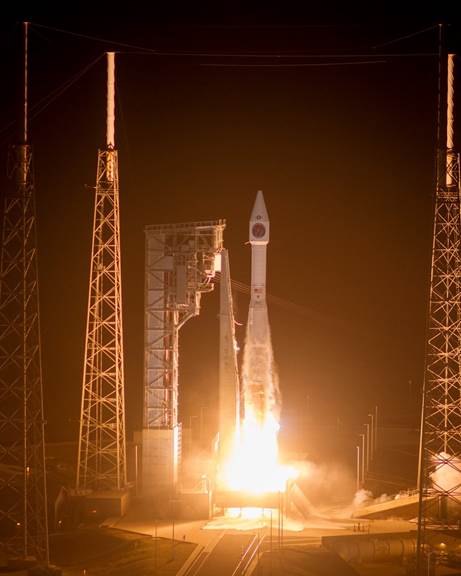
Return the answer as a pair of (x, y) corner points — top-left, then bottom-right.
(219, 407), (297, 494)
(226, 507), (273, 519)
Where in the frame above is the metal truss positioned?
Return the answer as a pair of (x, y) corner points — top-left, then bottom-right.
(76, 149), (126, 491)
(0, 144), (49, 561)
(422, 148), (461, 503)
(415, 52), (461, 575)
(144, 221), (225, 429)
(417, 147), (461, 573)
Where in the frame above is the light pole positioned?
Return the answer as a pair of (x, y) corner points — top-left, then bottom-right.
(134, 443), (139, 497)
(359, 433), (365, 483)
(199, 406), (207, 445)
(170, 493), (181, 562)
(278, 490), (282, 549)
(154, 519), (158, 574)
(368, 413), (374, 459)
(374, 405), (378, 451)
(356, 445), (361, 490)
(364, 423), (370, 472)
(270, 508), (273, 554)
(171, 498), (175, 561)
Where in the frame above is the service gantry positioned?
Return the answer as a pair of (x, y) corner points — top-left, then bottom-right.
(137, 220), (225, 498)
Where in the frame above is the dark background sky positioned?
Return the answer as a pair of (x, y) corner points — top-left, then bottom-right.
(1, 6), (460, 450)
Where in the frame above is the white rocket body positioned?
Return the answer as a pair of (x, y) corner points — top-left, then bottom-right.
(244, 191), (275, 421)
(250, 190), (270, 309)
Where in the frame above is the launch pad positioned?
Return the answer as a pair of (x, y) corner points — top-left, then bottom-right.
(213, 490), (282, 510)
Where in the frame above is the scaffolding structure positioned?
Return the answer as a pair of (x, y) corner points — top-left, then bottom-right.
(417, 53), (461, 571)
(76, 53), (126, 491)
(139, 220), (224, 497)
(0, 23), (49, 562)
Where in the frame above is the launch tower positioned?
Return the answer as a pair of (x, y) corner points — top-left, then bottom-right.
(76, 53), (127, 491)
(0, 23), (49, 562)
(417, 52), (461, 571)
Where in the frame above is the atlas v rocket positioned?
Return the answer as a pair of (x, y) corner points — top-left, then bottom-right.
(249, 190), (270, 310)
(243, 190), (278, 423)
(218, 191), (276, 461)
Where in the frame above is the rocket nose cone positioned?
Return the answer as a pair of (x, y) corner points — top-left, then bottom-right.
(250, 190), (269, 223)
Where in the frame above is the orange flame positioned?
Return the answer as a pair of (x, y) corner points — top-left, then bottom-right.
(219, 406), (297, 495)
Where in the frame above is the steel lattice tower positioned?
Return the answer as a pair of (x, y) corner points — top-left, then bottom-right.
(76, 53), (126, 491)
(0, 23), (49, 562)
(417, 52), (461, 572)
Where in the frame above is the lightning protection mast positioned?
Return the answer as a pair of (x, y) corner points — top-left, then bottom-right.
(416, 51), (461, 574)
(76, 52), (127, 491)
(0, 23), (49, 562)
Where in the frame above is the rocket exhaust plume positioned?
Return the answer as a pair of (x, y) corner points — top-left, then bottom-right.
(219, 191), (296, 495)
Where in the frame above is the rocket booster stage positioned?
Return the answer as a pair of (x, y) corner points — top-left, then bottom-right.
(244, 191), (277, 422)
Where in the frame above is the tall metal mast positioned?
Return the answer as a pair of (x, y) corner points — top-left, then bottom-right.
(416, 51), (461, 572)
(0, 22), (49, 562)
(76, 52), (127, 490)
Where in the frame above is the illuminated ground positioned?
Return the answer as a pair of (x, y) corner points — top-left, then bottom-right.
(108, 506), (419, 575)
(49, 527), (195, 576)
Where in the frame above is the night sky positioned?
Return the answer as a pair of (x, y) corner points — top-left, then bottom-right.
(1, 8), (460, 448)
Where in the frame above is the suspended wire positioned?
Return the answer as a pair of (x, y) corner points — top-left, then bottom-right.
(215, 272), (316, 319)
(31, 22), (155, 53)
(30, 53), (104, 119)
(125, 51), (437, 59)
(190, 24), (347, 29)
(31, 22), (436, 60)
(0, 52), (104, 139)
(29, 21), (53, 44)
(372, 24), (439, 50)
(120, 50), (435, 59)
(200, 60), (386, 68)
(0, 21), (437, 139)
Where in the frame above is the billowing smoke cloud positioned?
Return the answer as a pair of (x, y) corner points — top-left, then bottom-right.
(430, 451), (461, 493)
(293, 460), (357, 510)
(290, 460), (398, 522)
(353, 488), (374, 508)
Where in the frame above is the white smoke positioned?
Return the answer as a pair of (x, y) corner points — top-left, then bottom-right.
(430, 451), (461, 492)
(353, 489), (373, 508)
(292, 460), (399, 520)
(242, 306), (280, 421)
(294, 460), (357, 509)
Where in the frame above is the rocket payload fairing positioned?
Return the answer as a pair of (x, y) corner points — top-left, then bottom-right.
(250, 190), (270, 308)
(244, 191), (277, 423)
